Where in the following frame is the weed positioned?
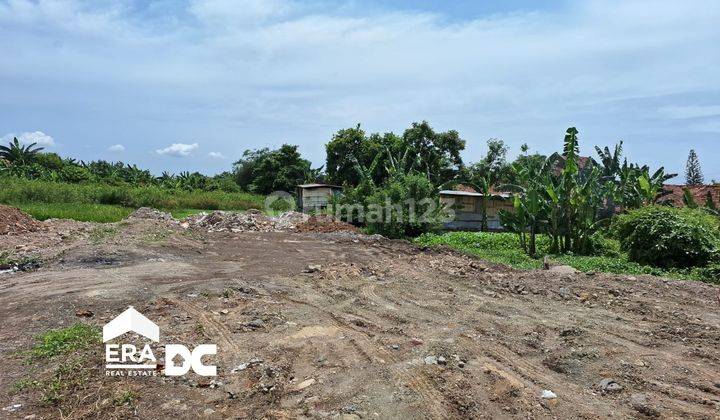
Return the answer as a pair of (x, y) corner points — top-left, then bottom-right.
(89, 225), (119, 244)
(222, 288), (235, 298)
(113, 390), (137, 406)
(27, 323), (101, 361)
(415, 231), (714, 283)
(11, 378), (40, 393)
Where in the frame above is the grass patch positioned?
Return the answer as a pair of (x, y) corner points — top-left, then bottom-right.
(0, 251), (41, 271)
(415, 231), (716, 283)
(170, 208), (208, 219)
(113, 390), (137, 406)
(27, 323), (101, 361)
(0, 177), (265, 211)
(89, 225), (120, 243)
(13, 202), (133, 223)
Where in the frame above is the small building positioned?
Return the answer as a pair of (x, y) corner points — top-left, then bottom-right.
(439, 188), (514, 231)
(297, 183), (343, 213)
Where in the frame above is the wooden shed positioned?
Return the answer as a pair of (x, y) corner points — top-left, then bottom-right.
(439, 189), (514, 231)
(297, 183), (343, 213)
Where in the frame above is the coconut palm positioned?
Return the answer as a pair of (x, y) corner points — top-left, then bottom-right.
(0, 137), (44, 165)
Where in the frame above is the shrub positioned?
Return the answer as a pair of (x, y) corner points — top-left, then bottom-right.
(364, 173), (447, 238)
(612, 206), (720, 268)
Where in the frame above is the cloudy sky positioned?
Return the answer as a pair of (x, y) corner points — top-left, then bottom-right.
(1, 0), (719, 180)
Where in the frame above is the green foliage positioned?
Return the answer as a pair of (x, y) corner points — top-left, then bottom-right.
(325, 121), (465, 187)
(0, 137), (44, 165)
(14, 203), (132, 223)
(233, 144), (314, 194)
(0, 177), (264, 213)
(612, 206), (720, 268)
(363, 172), (446, 238)
(27, 323), (100, 361)
(415, 231), (716, 283)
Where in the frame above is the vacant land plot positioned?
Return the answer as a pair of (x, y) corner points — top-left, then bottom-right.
(1, 212), (719, 418)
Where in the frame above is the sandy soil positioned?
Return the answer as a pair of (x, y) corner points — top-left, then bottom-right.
(1, 218), (719, 419)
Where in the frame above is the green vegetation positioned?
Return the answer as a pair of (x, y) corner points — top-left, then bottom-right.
(415, 231), (717, 283)
(325, 121), (464, 187)
(0, 177), (264, 210)
(234, 144), (320, 194)
(612, 206), (720, 268)
(14, 202), (133, 223)
(26, 323), (101, 361)
(113, 390), (138, 406)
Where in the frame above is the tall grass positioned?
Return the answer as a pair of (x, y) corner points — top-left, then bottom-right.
(415, 231), (716, 283)
(13, 203), (133, 223)
(0, 177), (265, 211)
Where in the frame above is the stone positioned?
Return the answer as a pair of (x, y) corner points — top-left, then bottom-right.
(303, 264), (322, 273)
(599, 378), (623, 392)
(424, 355), (438, 365)
(540, 390), (557, 399)
(437, 356), (447, 365)
(292, 378), (316, 392)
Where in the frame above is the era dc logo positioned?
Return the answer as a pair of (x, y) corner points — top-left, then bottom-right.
(103, 306), (217, 377)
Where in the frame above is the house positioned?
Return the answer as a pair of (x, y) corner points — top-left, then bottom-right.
(297, 183), (343, 213)
(439, 185), (514, 231)
(661, 184), (720, 207)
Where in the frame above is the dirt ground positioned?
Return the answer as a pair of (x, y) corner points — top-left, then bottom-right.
(1, 216), (719, 419)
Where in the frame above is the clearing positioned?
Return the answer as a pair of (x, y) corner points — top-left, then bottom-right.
(0, 208), (719, 418)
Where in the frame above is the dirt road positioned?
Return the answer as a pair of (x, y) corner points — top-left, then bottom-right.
(1, 217), (719, 418)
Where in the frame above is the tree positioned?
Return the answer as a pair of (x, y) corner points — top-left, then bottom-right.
(325, 125), (397, 186)
(463, 139), (509, 230)
(685, 149), (704, 185)
(233, 144), (312, 194)
(0, 137), (44, 166)
(401, 121), (465, 185)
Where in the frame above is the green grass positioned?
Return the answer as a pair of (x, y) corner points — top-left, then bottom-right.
(13, 202), (133, 223)
(0, 177), (265, 212)
(169, 208), (208, 219)
(415, 231), (716, 283)
(27, 323), (101, 361)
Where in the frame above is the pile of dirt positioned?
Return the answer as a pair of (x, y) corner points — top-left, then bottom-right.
(294, 215), (359, 233)
(184, 210), (311, 233)
(126, 207), (176, 222)
(0, 205), (44, 235)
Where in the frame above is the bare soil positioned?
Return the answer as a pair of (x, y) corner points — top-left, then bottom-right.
(1, 216), (719, 419)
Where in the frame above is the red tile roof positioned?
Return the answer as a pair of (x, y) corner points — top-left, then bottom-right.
(662, 184), (720, 207)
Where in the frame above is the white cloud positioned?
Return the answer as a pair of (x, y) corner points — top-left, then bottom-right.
(207, 151), (226, 159)
(107, 144), (125, 152)
(1, 131), (55, 147)
(658, 105), (720, 119)
(1, 0), (720, 178)
(155, 142), (199, 157)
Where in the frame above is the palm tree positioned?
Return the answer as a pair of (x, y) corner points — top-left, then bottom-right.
(0, 137), (44, 165)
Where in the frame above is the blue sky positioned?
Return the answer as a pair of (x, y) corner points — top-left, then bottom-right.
(1, 0), (719, 181)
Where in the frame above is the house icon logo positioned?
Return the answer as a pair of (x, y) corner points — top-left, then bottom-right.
(103, 306), (159, 343)
(103, 306), (217, 377)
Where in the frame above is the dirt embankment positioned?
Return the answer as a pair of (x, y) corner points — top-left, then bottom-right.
(0, 206), (718, 419)
(0, 205), (43, 235)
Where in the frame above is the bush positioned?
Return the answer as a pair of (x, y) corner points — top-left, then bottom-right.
(364, 173), (447, 238)
(612, 206), (720, 268)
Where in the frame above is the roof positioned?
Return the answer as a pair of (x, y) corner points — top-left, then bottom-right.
(440, 190), (512, 199)
(297, 183), (343, 189)
(551, 154), (596, 176)
(662, 184), (720, 207)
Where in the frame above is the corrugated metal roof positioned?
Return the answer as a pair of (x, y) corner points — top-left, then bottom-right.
(298, 183), (343, 189)
(439, 190), (512, 198)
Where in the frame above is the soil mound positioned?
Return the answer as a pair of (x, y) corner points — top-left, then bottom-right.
(184, 210), (310, 233)
(294, 215), (359, 233)
(126, 207), (175, 221)
(0, 205), (43, 235)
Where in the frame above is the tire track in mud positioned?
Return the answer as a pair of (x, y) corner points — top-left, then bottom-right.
(282, 294), (454, 419)
(170, 299), (245, 358)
